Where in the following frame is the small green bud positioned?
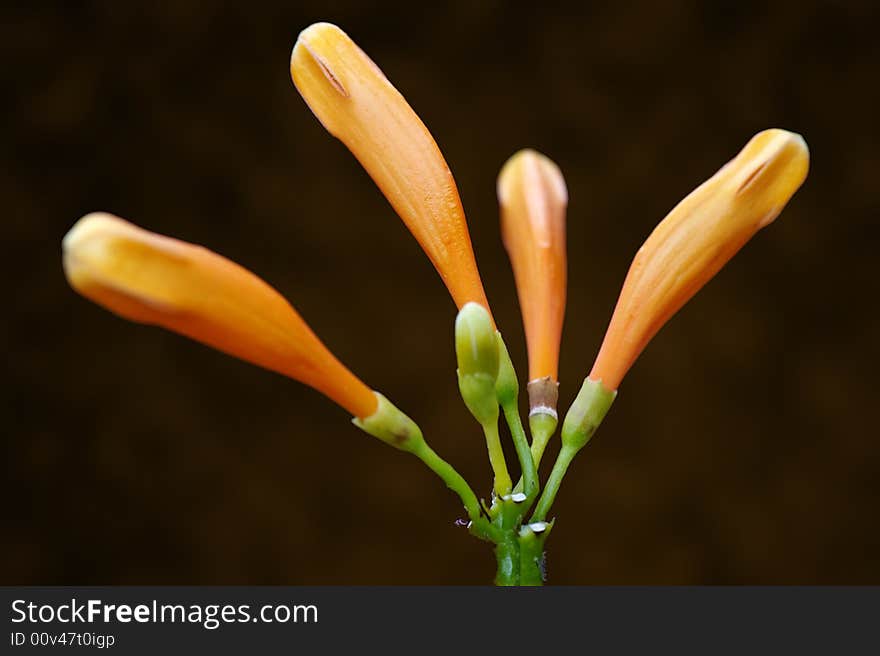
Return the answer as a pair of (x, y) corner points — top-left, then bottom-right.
(560, 377), (616, 452)
(458, 373), (498, 426)
(494, 332), (519, 406)
(455, 303), (500, 425)
(352, 392), (426, 453)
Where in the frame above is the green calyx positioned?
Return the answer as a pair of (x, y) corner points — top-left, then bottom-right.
(455, 303), (498, 377)
(455, 303), (500, 425)
(494, 331), (518, 406)
(352, 392), (426, 453)
(458, 373), (499, 426)
(528, 412), (557, 469)
(560, 377), (617, 452)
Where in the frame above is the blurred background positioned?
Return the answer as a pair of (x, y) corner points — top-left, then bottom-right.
(3, 0), (878, 584)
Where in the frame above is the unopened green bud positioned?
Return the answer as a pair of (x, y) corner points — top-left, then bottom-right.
(353, 392), (426, 453)
(560, 377), (616, 452)
(494, 332), (519, 406)
(455, 302), (499, 425)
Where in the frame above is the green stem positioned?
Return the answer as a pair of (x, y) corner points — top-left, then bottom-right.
(529, 378), (616, 522)
(518, 526), (549, 586)
(481, 418), (512, 496)
(493, 517), (550, 585)
(412, 442), (482, 522)
(494, 332), (537, 504)
(501, 401), (538, 501)
(492, 497), (523, 585)
(494, 534), (520, 585)
(530, 444), (578, 522)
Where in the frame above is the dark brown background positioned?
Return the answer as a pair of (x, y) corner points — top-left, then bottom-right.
(4, 1), (879, 584)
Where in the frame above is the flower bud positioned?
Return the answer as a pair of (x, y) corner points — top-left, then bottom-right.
(62, 212), (378, 418)
(498, 149), (568, 390)
(291, 22), (491, 317)
(455, 302), (499, 425)
(590, 129), (809, 390)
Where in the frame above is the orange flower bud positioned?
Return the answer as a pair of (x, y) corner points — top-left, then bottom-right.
(497, 149), (568, 384)
(62, 212), (378, 418)
(290, 22), (491, 318)
(590, 129), (809, 390)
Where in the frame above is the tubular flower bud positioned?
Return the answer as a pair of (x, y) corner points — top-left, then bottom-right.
(590, 129), (809, 390)
(290, 22), (491, 317)
(62, 212), (378, 418)
(497, 149), (568, 387)
(455, 302), (500, 425)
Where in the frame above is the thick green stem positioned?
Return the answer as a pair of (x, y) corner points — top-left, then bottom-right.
(518, 526), (549, 586)
(494, 534), (520, 585)
(411, 442), (483, 522)
(493, 521), (550, 585)
(489, 496), (549, 585)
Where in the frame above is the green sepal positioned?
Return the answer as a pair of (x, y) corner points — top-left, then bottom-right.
(352, 392), (425, 453)
(494, 331), (518, 406)
(455, 303), (500, 425)
(528, 411), (558, 468)
(458, 372), (499, 426)
(455, 303), (499, 378)
(560, 377), (617, 452)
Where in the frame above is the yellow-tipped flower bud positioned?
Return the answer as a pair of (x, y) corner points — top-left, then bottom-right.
(455, 302), (500, 425)
(62, 212), (378, 418)
(291, 22), (491, 318)
(590, 129), (809, 390)
(498, 149), (568, 389)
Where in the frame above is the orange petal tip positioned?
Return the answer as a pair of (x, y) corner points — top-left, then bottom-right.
(62, 212), (378, 418)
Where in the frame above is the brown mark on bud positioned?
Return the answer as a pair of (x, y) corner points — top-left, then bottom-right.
(527, 376), (559, 418)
